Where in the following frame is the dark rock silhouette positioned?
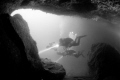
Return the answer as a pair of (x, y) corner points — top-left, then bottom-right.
(0, 13), (66, 80)
(88, 43), (120, 80)
(41, 58), (66, 80)
(0, 0), (119, 20)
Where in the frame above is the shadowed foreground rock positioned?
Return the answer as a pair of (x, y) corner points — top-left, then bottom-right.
(0, 13), (66, 80)
(88, 43), (120, 80)
(41, 58), (66, 80)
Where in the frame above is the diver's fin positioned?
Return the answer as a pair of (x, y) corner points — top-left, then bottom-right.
(75, 50), (85, 58)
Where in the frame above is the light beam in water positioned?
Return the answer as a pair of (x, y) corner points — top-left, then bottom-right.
(39, 44), (59, 54)
(55, 56), (63, 62)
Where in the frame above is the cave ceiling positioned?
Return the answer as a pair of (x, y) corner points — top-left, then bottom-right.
(0, 0), (120, 20)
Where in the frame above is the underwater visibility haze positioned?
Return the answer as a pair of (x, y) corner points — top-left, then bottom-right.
(11, 9), (120, 77)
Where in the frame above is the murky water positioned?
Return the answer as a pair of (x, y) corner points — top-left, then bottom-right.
(11, 9), (120, 77)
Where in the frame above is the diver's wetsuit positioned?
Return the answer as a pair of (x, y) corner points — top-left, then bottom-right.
(59, 38), (73, 48)
(68, 36), (81, 47)
(56, 35), (86, 57)
(59, 35), (84, 48)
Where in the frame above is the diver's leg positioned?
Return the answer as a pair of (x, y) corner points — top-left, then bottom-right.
(71, 36), (81, 46)
(74, 50), (85, 58)
(74, 35), (87, 46)
(75, 36), (80, 45)
(68, 35), (87, 47)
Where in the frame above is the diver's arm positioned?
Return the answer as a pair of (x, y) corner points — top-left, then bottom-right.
(46, 42), (58, 48)
(68, 35), (87, 47)
(57, 51), (66, 56)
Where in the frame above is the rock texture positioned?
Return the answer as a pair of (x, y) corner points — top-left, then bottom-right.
(88, 43), (120, 80)
(41, 58), (66, 80)
(0, 0), (120, 80)
(0, 13), (66, 80)
(0, 0), (120, 20)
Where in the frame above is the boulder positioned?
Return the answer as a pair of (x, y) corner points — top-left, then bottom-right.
(88, 43), (120, 80)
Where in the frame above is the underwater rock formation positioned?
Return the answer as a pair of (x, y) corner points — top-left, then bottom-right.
(0, 13), (66, 80)
(0, 0), (120, 20)
(1, 0), (120, 80)
(41, 58), (66, 80)
(88, 43), (120, 80)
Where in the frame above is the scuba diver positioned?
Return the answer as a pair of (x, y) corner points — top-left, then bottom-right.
(47, 32), (87, 49)
(59, 32), (87, 48)
(57, 49), (85, 58)
(55, 49), (85, 62)
(46, 31), (87, 57)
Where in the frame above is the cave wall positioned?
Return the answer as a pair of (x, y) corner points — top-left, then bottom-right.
(0, 13), (66, 80)
(1, 0), (120, 80)
(0, 13), (44, 79)
(11, 14), (40, 61)
(88, 43), (120, 80)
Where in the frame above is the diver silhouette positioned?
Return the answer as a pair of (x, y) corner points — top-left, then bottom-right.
(57, 32), (86, 57)
(59, 31), (86, 49)
(59, 35), (87, 48)
(56, 49), (85, 58)
(46, 32), (87, 49)
(46, 32), (87, 58)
